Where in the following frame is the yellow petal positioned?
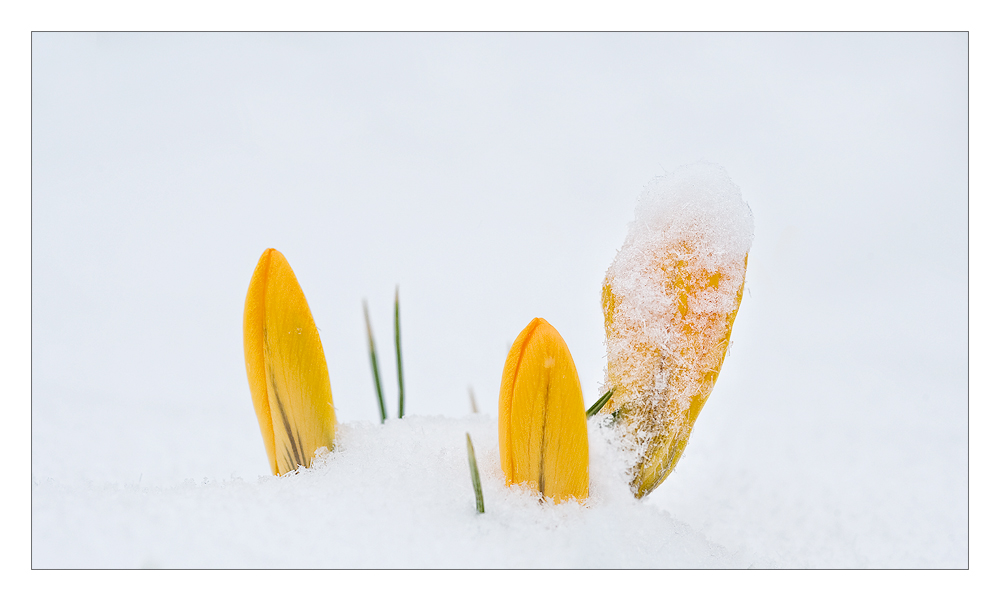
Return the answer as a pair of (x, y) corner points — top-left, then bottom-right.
(499, 318), (588, 503)
(243, 249), (337, 475)
(603, 245), (747, 498)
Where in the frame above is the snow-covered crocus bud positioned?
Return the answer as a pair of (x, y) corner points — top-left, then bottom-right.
(243, 249), (337, 476)
(498, 318), (589, 503)
(601, 163), (753, 498)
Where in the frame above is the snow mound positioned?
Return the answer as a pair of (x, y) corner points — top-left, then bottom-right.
(32, 415), (754, 568)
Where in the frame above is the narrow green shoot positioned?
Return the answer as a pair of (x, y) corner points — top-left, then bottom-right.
(586, 387), (615, 419)
(466, 433), (485, 514)
(468, 387), (479, 414)
(394, 286), (404, 419)
(363, 300), (387, 424)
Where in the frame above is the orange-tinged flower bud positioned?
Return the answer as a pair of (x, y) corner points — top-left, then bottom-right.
(603, 250), (746, 498)
(499, 318), (589, 503)
(243, 249), (337, 475)
(601, 165), (753, 498)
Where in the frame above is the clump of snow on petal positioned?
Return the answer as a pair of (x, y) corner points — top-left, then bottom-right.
(605, 163), (754, 360)
(631, 162), (754, 261)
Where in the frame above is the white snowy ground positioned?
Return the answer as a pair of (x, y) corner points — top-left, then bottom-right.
(30, 33), (968, 569)
(33, 416), (757, 569)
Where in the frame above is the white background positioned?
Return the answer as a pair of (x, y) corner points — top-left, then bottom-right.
(14, 6), (986, 591)
(31, 31), (968, 568)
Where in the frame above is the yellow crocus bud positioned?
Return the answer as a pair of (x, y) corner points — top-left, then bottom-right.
(498, 318), (589, 503)
(601, 164), (753, 498)
(243, 248), (337, 475)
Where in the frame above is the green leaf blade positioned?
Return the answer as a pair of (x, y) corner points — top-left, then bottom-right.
(395, 286), (404, 419)
(364, 300), (387, 424)
(466, 433), (485, 514)
(586, 387), (615, 419)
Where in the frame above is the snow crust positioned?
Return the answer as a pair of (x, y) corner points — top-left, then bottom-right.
(31, 415), (753, 568)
